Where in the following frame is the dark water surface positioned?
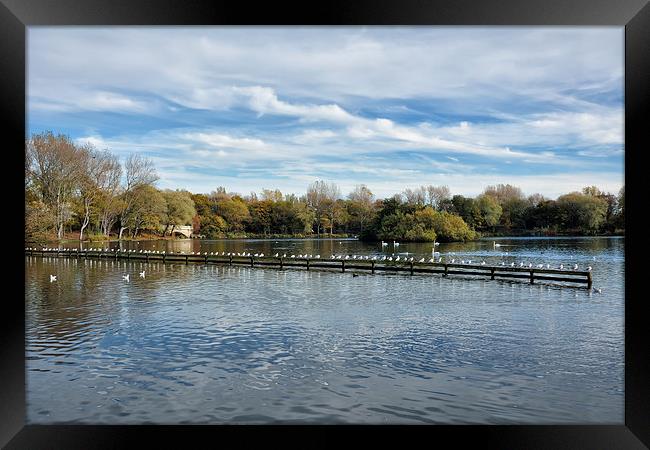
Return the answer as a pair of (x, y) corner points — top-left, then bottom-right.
(26, 237), (624, 424)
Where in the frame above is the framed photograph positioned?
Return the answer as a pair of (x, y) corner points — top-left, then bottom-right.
(3, 0), (648, 447)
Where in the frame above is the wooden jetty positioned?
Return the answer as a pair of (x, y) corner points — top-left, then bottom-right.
(25, 248), (593, 288)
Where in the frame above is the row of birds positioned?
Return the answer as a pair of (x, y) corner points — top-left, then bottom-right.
(33, 247), (593, 270)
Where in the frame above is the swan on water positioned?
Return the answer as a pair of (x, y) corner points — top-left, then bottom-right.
(493, 241), (501, 248)
(393, 241), (399, 247)
(49, 275), (57, 282)
(139, 271), (145, 278)
(381, 241), (388, 246)
(593, 287), (602, 294)
(122, 274), (130, 282)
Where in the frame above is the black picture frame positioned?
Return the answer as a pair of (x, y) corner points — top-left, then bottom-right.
(2, 0), (648, 447)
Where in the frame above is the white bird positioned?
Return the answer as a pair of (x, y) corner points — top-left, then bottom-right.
(315, 255), (320, 259)
(536, 264), (543, 268)
(528, 263), (533, 268)
(587, 266), (592, 271)
(559, 264), (564, 270)
(573, 264), (578, 270)
(49, 275), (57, 282)
(493, 241), (501, 248)
(461, 260), (465, 264)
(380, 256), (386, 261)
(481, 261), (486, 265)
(519, 262), (524, 267)
(372, 256), (377, 260)
(428, 258), (434, 263)
(352, 255), (357, 259)
(122, 274), (130, 282)
(468, 260), (472, 265)
(510, 262), (515, 267)
(139, 271), (145, 278)
(393, 241), (399, 247)
(387, 257), (393, 261)
(283, 254), (287, 258)
(546, 264), (550, 269)
(451, 259), (455, 264)
(291, 255), (295, 258)
(345, 255), (350, 260)
(274, 253), (279, 257)
(381, 241), (388, 246)
(500, 262), (505, 266)
(254, 253), (259, 257)
(419, 258), (425, 263)
(593, 287), (602, 294)
(395, 256), (400, 261)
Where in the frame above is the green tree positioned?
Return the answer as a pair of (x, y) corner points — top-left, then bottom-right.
(161, 189), (196, 236)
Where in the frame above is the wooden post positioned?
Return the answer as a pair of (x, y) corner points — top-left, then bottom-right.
(229, 255), (233, 266)
(146, 253), (149, 262)
(444, 264), (448, 277)
(205, 253), (208, 264)
(410, 261), (414, 275)
(307, 259), (310, 271)
(279, 257), (283, 269)
(342, 260), (345, 273)
(371, 261), (375, 274)
(530, 270), (534, 284)
(491, 268), (495, 280)
(587, 272), (592, 289)
(250, 256), (254, 267)
(185, 255), (188, 265)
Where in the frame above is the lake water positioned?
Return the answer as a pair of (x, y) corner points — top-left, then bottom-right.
(25, 237), (624, 424)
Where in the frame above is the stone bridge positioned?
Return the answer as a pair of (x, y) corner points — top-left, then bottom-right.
(171, 225), (193, 238)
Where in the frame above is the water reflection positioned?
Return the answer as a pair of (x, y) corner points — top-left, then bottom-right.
(26, 237), (624, 424)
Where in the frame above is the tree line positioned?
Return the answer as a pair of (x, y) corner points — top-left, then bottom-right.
(25, 131), (624, 244)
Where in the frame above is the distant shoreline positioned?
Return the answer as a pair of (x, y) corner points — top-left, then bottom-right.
(28, 232), (624, 246)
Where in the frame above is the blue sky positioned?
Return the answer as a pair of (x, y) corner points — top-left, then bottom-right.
(27, 27), (624, 199)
